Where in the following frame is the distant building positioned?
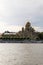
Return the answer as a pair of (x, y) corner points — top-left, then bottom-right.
(0, 33), (2, 38)
(3, 31), (16, 35)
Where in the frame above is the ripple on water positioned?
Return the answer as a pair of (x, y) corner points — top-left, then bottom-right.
(0, 43), (43, 65)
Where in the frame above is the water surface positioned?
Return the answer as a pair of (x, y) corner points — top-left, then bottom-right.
(0, 43), (43, 65)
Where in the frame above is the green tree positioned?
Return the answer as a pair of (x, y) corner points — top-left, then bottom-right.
(38, 32), (43, 40)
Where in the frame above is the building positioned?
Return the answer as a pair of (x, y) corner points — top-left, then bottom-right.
(3, 31), (16, 35)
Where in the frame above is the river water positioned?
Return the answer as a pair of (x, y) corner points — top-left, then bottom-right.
(0, 43), (43, 65)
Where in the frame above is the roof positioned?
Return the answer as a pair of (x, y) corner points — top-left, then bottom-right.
(3, 31), (16, 35)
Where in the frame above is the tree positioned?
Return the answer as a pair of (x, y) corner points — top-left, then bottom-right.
(38, 32), (43, 40)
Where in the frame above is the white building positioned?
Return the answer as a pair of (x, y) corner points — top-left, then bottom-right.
(3, 31), (16, 35)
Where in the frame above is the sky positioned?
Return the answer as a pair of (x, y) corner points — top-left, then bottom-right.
(0, 0), (43, 33)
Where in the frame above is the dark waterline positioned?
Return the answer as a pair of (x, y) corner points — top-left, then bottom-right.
(0, 39), (43, 43)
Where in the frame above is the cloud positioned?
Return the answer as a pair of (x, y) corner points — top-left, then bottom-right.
(0, 21), (22, 33)
(33, 26), (43, 32)
(0, 21), (43, 33)
(0, 0), (43, 32)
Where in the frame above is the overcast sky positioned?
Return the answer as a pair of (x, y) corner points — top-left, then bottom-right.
(0, 0), (43, 33)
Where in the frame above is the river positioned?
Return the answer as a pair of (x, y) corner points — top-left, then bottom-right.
(0, 43), (43, 65)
